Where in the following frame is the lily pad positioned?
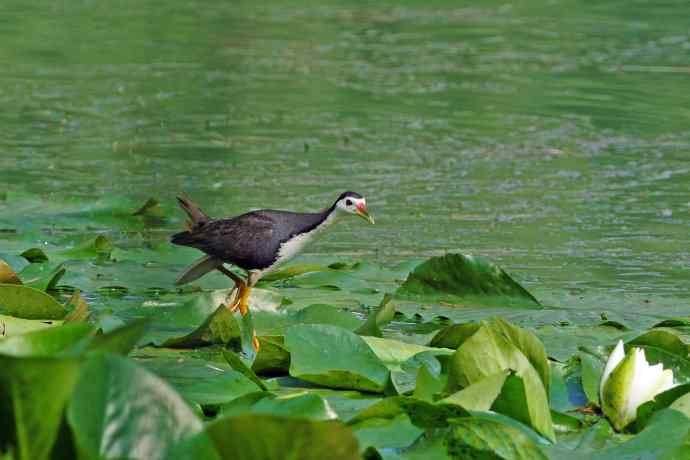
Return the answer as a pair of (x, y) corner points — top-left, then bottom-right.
(0, 356), (82, 460)
(285, 324), (390, 392)
(221, 392), (338, 421)
(362, 336), (453, 394)
(0, 323), (93, 357)
(132, 197), (167, 224)
(440, 370), (510, 411)
(356, 294), (396, 338)
(62, 290), (91, 323)
(259, 263), (328, 283)
(223, 349), (268, 390)
(67, 354), (204, 460)
(178, 370), (262, 407)
(489, 317), (550, 392)
(60, 235), (113, 260)
(132, 289), (241, 346)
(86, 319), (150, 355)
(0, 315), (61, 337)
(589, 409), (690, 460)
(429, 323), (482, 349)
(204, 414), (360, 460)
(348, 396), (470, 429)
(0, 284), (67, 319)
(252, 335), (291, 375)
(162, 304), (239, 348)
(19, 248), (49, 264)
(352, 413), (423, 452)
(395, 254), (540, 308)
(447, 320), (555, 441)
(18, 262), (66, 291)
(446, 417), (548, 460)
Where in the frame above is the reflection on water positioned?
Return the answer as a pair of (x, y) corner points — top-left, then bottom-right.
(1, 0), (689, 307)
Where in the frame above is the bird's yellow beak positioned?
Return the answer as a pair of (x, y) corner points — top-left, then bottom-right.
(356, 202), (375, 224)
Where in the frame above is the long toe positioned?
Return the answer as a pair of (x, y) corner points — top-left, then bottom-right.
(252, 329), (260, 352)
(225, 288), (241, 312)
(238, 287), (252, 316)
(239, 299), (249, 316)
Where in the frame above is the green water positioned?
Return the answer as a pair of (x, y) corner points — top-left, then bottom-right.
(2, 0), (690, 312)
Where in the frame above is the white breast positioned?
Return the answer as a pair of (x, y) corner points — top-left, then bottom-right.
(271, 212), (338, 271)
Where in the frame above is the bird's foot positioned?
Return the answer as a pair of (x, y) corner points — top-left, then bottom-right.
(225, 285), (259, 351)
(227, 284), (251, 316)
(225, 287), (242, 311)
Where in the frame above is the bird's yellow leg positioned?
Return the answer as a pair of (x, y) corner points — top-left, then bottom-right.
(252, 329), (260, 352)
(217, 266), (246, 311)
(229, 285), (260, 351)
(226, 284), (245, 313)
(233, 285), (252, 316)
(217, 266), (259, 351)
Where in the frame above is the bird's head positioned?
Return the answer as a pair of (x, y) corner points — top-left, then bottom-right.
(334, 191), (375, 224)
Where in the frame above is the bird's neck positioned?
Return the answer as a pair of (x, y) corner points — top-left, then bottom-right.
(315, 205), (341, 230)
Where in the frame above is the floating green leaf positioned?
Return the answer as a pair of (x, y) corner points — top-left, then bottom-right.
(580, 352), (604, 406)
(349, 396), (470, 429)
(0, 356), (82, 460)
(86, 319), (150, 355)
(62, 290), (91, 323)
(178, 370), (262, 406)
(134, 289), (239, 346)
(0, 284), (67, 319)
(162, 304), (239, 348)
(356, 294), (396, 338)
(285, 324), (390, 392)
(252, 335), (290, 375)
(628, 330), (689, 359)
(67, 354), (204, 460)
(352, 413), (423, 452)
(0, 314), (60, 337)
(429, 323), (481, 349)
(223, 349), (268, 390)
(132, 197), (167, 225)
(221, 392), (338, 421)
(446, 417), (548, 460)
(440, 370), (510, 411)
(395, 254), (540, 308)
(588, 409), (690, 460)
(61, 235), (113, 260)
(205, 414), (360, 460)
(19, 248), (48, 264)
(0, 323), (93, 357)
(447, 320), (555, 441)
(18, 262), (66, 291)
(489, 317), (550, 391)
(259, 263), (328, 283)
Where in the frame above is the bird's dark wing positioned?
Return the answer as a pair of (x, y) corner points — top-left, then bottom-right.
(176, 212), (278, 270)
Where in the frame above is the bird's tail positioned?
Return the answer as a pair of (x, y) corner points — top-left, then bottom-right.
(175, 255), (223, 286)
(176, 194), (210, 230)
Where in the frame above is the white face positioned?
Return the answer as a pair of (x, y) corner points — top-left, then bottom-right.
(336, 196), (366, 215)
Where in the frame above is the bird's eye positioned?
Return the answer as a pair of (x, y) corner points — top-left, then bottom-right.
(345, 199), (353, 206)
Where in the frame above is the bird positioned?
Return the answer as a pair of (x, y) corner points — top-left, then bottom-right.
(171, 191), (375, 350)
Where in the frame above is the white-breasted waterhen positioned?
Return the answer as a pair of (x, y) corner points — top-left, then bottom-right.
(171, 191), (374, 350)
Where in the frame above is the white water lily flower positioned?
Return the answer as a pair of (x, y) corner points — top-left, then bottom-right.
(599, 340), (674, 431)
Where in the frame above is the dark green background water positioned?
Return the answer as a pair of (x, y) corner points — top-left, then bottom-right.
(2, 0), (690, 309)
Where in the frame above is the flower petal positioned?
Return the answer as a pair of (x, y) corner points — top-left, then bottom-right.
(601, 348), (638, 431)
(601, 345), (676, 431)
(600, 340), (626, 401)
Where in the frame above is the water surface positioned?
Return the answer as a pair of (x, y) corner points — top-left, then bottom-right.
(1, 0), (690, 312)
